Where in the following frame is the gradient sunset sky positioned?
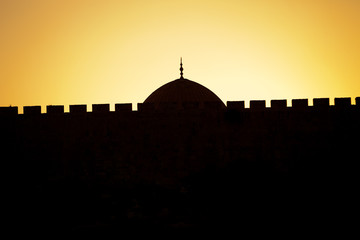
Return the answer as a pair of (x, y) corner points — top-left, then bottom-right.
(1, 0), (359, 112)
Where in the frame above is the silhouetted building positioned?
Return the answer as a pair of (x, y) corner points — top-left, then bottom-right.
(2, 61), (359, 234)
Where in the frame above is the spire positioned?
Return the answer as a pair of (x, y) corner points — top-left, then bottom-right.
(180, 57), (184, 79)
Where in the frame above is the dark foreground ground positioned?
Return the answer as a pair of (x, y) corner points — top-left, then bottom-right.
(7, 158), (357, 237)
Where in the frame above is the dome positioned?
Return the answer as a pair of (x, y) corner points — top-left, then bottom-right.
(144, 78), (225, 108)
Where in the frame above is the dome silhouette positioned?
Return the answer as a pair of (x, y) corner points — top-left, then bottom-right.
(144, 78), (225, 108)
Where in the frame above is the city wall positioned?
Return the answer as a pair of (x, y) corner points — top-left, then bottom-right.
(1, 96), (359, 186)
(3, 97), (359, 232)
(1, 97), (359, 116)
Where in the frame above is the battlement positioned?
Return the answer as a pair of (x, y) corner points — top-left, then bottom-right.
(271, 100), (287, 110)
(0, 106), (18, 116)
(227, 101), (245, 111)
(92, 104), (110, 113)
(334, 97), (352, 109)
(47, 105), (64, 115)
(0, 97), (359, 117)
(23, 106), (42, 115)
(137, 103), (155, 112)
(115, 103), (132, 112)
(292, 99), (308, 109)
(250, 100), (266, 110)
(313, 98), (330, 109)
(70, 105), (87, 114)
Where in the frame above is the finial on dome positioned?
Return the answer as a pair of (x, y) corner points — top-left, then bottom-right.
(180, 57), (184, 79)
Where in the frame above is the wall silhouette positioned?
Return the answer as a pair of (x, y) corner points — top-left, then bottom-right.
(2, 97), (359, 234)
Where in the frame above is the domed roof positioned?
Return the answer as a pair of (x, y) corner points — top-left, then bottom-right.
(144, 78), (225, 107)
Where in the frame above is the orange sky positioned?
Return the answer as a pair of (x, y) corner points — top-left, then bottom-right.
(1, 0), (359, 112)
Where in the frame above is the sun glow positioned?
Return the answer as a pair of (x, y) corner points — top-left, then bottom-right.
(1, 0), (359, 112)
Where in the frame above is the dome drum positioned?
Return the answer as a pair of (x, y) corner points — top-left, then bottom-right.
(138, 100), (225, 113)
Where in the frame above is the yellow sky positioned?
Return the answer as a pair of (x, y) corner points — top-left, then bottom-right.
(1, 0), (359, 112)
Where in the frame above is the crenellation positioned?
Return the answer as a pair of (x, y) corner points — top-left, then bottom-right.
(92, 104), (110, 113)
(271, 99), (287, 110)
(137, 102), (155, 112)
(70, 104), (87, 113)
(47, 105), (64, 115)
(313, 98), (330, 109)
(4, 96), (358, 117)
(0, 106), (18, 116)
(250, 100), (266, 110)
(23, 106), (41, 115)
(292, 99), (308, 109)
(227, 101), (245, 111)
(334, 97), (352, 109)
(115, 103), (132, 112)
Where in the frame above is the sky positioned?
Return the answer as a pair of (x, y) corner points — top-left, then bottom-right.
(1, 0), (359, 112)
